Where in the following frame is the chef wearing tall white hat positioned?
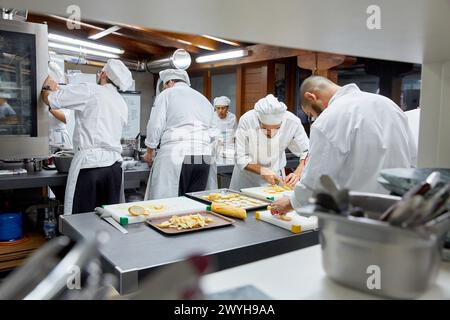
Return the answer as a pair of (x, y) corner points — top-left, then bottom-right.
(143, 68), (217, 200)
(229, 94), (309, 191)
(41, 59), (132, 215)
(212, 96), (237, 132)
(211, 96), (237, 158)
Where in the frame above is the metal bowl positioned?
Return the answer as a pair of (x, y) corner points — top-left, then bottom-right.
(301, 192), (449, 299)
(54, 154), (73, 173)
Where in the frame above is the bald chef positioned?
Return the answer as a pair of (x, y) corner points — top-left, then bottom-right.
(230, 94), (309, 190)
(41, 59), (132, 215)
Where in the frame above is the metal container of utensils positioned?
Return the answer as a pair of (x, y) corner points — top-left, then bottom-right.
(301, 192), (450, 299)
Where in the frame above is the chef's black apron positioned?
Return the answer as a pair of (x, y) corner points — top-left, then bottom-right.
(178, 155), (211, 196)
(72, 161), (122, 214)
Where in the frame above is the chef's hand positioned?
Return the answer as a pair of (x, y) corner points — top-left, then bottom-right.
(260, 167), (281, 185)
(270, 196), (293, 215)
(43, 75), (59, 91)
(143, 149), (154, 166)
(284, 173), (300, 188)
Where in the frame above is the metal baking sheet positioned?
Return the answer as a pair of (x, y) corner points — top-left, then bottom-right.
(145, 211), (234, 235)
(185, 188), (271, 210)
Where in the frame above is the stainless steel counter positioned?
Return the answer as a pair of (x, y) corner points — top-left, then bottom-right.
(0, 161), (151, 190)
(60, 210), (318, 295)
(0, 156), (301, 191)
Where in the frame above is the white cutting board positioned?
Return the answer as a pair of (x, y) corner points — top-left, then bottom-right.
(103, 196), (207, 224)
(241, 186), (294, 201)
(255, 210), (318, 234)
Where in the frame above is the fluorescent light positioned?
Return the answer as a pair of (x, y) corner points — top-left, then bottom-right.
(202, 35), (240, 46)
(88, 26), (122, 40)
(48, 33), (124, 54)
(48, 42), (119, 58)
(195, 49), (247, 63)
(197, 45), (215, 51)
(176, 39), (193, 45)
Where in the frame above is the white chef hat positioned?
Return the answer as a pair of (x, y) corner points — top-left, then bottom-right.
(159, 69), (191, 86)
(213, 96), (231, 107)
(254, 94), (287, 125)
(102, 59), (133, 91)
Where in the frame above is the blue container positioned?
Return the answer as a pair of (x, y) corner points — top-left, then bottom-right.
(0, 212), (23, 242)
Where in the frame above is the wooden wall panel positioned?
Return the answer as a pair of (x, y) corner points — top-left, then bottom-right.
(241, 63), (269, 115)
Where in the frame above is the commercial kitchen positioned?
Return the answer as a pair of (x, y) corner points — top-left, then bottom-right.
(0, 0), (450, 301)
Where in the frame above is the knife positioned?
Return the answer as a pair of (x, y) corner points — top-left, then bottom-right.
(95, 207), (129, 234)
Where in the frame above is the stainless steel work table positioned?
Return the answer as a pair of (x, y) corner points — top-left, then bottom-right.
(0, 161), (151, 190)
(60, 210), (319, 295)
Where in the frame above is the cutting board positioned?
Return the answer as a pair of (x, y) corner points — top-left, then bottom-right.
(103, 196), (207, 225)
(241, 186), (294, 201)
(255, 210), (318, 234)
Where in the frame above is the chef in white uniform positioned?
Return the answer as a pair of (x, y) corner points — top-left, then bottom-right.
(229, 94), (309, 190)
(270, 76), (417, 215)
(143, 69), (217, 200)
(212, 96), (237, 132)
(41, 59), (132, 215)
(211, 96), (237, 158)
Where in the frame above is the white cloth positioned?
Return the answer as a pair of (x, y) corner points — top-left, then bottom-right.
(0, 102), (16, 119)
(230, 109), (309, 191)
(213, 96), (231, 107)
(159, 69), (191, 86)
(290, 84), (418, 212)
(211, 112), (237, 159)
(405, 108), (420, 151)
(102, 59), (133, 91)
(48, 83), (128, 214)
(48, 109), (73, 150)
(254, 94), (287, 125)
(211, 111), (237, 134)
(144, 82), (217, 200)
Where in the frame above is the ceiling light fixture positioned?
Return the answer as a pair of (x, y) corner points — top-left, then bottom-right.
(195, 49), (248, 63)
(196, 45), (215, 51)
(88, 26), (122, 40)
(202, 35), (240, 46)
(48, 42), (120, 59)
(48, 33), (124, 54)
(176, 39), (193, 45)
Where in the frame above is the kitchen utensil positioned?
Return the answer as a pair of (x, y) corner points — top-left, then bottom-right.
(103, 196), (207, 225)
(145, 211), (234, 235)
(320, 174), (340, 195)
(53, 151), (74, 173)
(379, 171), (441, 221)
(313, 192), (341, 214)
(414, 183), (450, 225)
(185, 189), (271, 210)
(240, 185), (294, 202)
(95, 207), (129, 234)
(388, 195), (424, 226)
(255, 210), (317, 234)
(319, 175), (351, 213)
(307, 191), (449, 299)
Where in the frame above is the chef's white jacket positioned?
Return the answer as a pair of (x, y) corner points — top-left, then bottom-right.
(291, 84), (417, 211)
(145, 82), (214, 155)
(211, 111), (237, 133)
(230, 110), (309, 190)
(48, 83), (128, 169)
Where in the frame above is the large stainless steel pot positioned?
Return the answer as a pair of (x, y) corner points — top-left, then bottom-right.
(299, 192), (450, 299)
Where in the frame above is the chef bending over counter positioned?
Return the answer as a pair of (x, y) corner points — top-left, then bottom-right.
(270, 76), (417, 215)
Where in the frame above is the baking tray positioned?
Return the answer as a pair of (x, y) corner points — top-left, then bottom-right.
(185, 188), (271, 210)
(145, 211), (234, 235)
